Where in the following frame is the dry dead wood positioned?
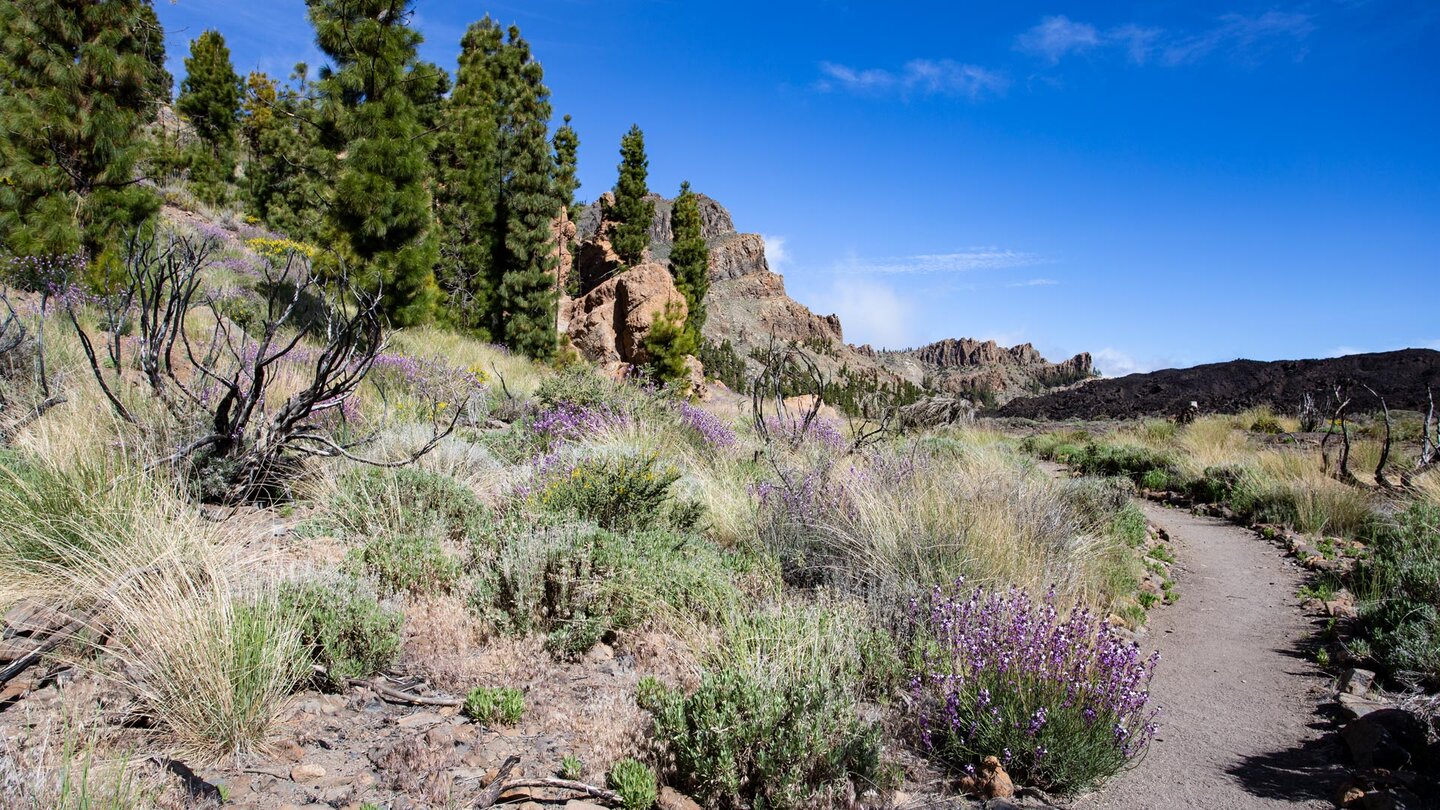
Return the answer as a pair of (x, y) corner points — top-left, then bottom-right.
(472, 754), (624, 807)
(343, 676), (463, 707)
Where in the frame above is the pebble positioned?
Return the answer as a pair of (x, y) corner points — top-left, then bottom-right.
(290, 763), (326, 782)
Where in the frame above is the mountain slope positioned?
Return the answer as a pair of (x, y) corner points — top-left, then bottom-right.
(997, 349), (1440, 419)
(577, 193), (1092, 404)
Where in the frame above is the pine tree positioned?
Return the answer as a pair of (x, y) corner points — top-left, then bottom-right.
(643, 300), (698, 389)
(0, 0), (162, 262)
(668, 181), (709, 344)
(552, 114), (581, 224)
(308, 0), (438, 326)
(241, 68), (327, 243)
(177, 30), (242, 202)
(433, 17), (504, 338)
(493, 27), (560, 360)
(609, 124), (653, 266)
(136, 3), (172, 115)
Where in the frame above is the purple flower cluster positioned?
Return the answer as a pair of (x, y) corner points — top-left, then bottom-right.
(369, 352), (489, 404)
(676, 401), (737, 449)
(219, 256), (260, 277)
(5, 254), (86, 294)
(909, 580), (1160, 791)
(192, 222), (232, 245)
(529, 402), (624, 449)
(752, 466), (855, 526)
(765, 414), (846, 451)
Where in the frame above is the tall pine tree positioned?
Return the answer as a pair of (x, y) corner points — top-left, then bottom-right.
(241, 67), (327, 243)
(552, 114), (581, 224)
(493, 27), (560, 360)
(0, 0), (163, 263)
(669, 181), (709, 344)
(308, 0), (438, 326)
(177, 30), (242, 202)
(434, 17), (504, 338)
(608, 124), (653, 267)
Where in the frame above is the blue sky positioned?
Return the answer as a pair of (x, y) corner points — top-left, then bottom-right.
(153, 1), (1440, 375)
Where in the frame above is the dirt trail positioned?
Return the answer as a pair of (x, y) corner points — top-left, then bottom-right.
(1073, 500), (1343, 809)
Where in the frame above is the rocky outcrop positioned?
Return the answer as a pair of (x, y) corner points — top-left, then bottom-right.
(707, 232), (769, 282)
(579, 191), (1095, 407)
(564, 262), (687, 366)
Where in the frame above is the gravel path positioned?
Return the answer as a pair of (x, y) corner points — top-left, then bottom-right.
(1072, 500), (1343, 809)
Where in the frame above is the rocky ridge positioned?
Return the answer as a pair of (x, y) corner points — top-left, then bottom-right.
(573, 193), (1091, 405)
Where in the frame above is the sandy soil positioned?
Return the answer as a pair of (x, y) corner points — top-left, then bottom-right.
(1073, 501), (1344, 809)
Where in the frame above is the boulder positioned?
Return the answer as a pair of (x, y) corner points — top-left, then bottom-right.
(565, 262), (687, 367)
(1341, 709), (1429, 769)
(656, 786), (702, 810)
(957, 755), (1014, 799)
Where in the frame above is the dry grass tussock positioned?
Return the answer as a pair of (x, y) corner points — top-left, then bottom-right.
(763, 432), (1133, 613)
(0, 451), (302, 762)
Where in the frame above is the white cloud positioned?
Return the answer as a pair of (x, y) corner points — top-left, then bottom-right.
(1092, 348), (1156, 377)
(1015, 16), (1101, 63)
(1007, 278), (1058, 287)
(817, 59), (1008, 100)
(1161, 11), (1314, 65)
(1015, 11), (1313, 68)
(761, 235), (788, 272)
(808, 278), (916, 349)
(837, 247), (1041, 274)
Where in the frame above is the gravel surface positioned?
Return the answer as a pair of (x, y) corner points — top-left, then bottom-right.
(1073, 501), (1344, 809)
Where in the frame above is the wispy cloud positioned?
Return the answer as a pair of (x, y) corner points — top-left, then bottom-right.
(1007, 278), (1058, 287)
(761, 235), (788, 272)
(1160, 12), (1314, 65)
(1015, 11), (1313, 67)
(1015, 16), (1102, 63)
(816, 59), (1008, 99)
(807, 278), (917, 348)
(1093, 348), (1157, 377)
(837, 247), (1041, 274)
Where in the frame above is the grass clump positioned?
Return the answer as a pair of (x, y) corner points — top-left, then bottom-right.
(607, 758), (658, 810)
(463, 686), (525, 725)
(319, 466), (488, 543)
(280, 577), (403, 691)
(110, 584), (306, 760)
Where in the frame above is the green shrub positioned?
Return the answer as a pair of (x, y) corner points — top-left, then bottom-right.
(523, 453), (700, 532)
(321, 467), (488, 543)
(560, 755), (583, 781)
(1139, 468), (1173, 491)
(535, 366), (639, 413)
(1353, 502), (1440, 685)
(347, 534), (463, 596)
(1019, 431), (1090, 460)
(1111, 504), (1147, 548)
(280, 577), (403, 691)
(1188, 465), (1246, 503)
(638, 669), (884, 809)
(1073, 442), (1176, 483)
(607, 758), (658, 810)
(1250, 413), (1284, 434)
(463, 686), (525, 725)
(1230, 478), (1300, 527)
(471, 522), (753, 657)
